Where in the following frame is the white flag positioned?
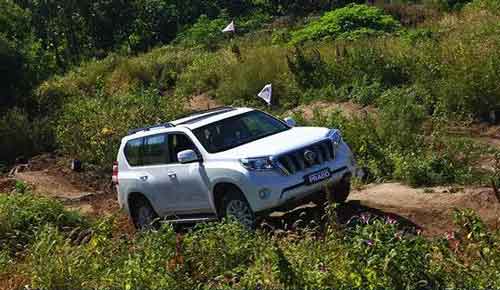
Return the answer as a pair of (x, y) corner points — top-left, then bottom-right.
(222, 21), (235, 33)
(257, 84), (272, 106)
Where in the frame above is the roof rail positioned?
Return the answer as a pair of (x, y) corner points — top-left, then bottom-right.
(177, 106), (235, 120)
(175, 106), (236, 125)
(127, 122), (174, 135)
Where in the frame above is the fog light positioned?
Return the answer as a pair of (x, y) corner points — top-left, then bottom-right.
(259, 188), (271, 199)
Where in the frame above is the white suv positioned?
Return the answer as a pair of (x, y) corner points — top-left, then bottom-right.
(114, 107), (356, 229)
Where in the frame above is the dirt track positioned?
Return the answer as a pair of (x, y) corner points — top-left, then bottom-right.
(5, 161), (499, 237)
(349, 183), (499, 236)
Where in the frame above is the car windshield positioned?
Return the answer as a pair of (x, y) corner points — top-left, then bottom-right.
(193, 110), (290, 153)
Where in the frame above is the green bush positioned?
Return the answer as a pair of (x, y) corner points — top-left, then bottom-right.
(377, 86), (427, 150)
(214, 46), (299, 108)
(343, 216), (437, 289)
(56, 86), (184, 168)
(412, 8), (500, 120)
(287, 47), (332, 90)
(0, 108), (55, 165)
(0, 193), (85, 256)
(175, 15), (228, 50)
(291, 4), (400, 44)
(184, 220), (257, 282)
(175, 52), (225, 97)
(307, 103), (486, 186)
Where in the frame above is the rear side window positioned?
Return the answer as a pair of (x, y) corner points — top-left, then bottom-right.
(143, 134), (169, 165)
(124, 138), (143, 166)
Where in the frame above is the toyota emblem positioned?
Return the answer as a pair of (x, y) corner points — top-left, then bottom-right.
(304, 150), (316, 164)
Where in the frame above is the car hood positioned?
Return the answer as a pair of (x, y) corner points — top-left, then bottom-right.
(211, 126), (331, 159)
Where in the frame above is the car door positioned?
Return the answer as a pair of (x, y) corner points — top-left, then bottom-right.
(139, 133), (182, 217)
(165, 132), (212, 215)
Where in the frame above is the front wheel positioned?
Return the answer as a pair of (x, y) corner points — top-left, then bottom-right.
(223, 191), (256, 230)
(327, 175), (351, 204)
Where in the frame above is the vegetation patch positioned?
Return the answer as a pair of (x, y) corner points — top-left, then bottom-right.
(0, 193), (498, 289)
(291, 4), (401, 44)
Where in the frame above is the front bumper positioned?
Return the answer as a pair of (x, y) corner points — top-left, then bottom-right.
(242, 142), (356, 213)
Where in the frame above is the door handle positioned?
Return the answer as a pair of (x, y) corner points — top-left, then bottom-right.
(167, 171), (177, 178)
(139, 175), (148, 181)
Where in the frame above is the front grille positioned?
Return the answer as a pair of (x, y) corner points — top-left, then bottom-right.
(276, 139), (335, 175)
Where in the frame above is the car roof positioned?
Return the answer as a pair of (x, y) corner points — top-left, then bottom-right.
(122, 107), (254, 142)
(172, 107), (253, 129)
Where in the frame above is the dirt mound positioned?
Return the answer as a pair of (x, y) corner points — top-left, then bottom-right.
(286, 100), (376, 120)
(11, 154), (120, 217)
(185, 94), (224, 111)
(349, 183), (500, 236)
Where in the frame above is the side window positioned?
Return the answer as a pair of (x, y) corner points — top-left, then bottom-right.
(124, 138), (143, 166)
(169, 133), (197, 163)
(143, 134), (169, 165)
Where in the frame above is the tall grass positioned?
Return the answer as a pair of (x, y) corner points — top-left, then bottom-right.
(0, 193), (497, 289)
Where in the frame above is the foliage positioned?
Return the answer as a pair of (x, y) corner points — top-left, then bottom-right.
(176, 15), (228, 50)
(0, 108), (54, 164)
(56, 86), (184, 167)
(306, 106), (487, 186)
(0, 193), (496, 289)
(214, 46), (299, 108)
(291, 4), (401, 44)
(287, 47), (332, 90)
(0, 193), (85, 257)
(0, 0), (56, 111)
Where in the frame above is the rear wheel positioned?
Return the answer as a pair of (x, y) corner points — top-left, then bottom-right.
(131, 196), (158, 230)
(222, 191), (256, 230)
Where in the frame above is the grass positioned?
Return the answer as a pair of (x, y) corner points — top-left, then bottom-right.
(1, 193), (499, 289)
(3, 0), (496, 180)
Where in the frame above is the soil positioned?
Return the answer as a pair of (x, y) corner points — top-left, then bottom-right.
(3, 154), (499, 238)
(348, 183), (499, 236)
(4, 153), (120, 218)
(286, 100), (377, 120)
(185, 94), (224, 111)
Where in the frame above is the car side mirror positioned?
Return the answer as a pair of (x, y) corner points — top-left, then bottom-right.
(284, 117), (296, 127)
(177, 149), (199, 164)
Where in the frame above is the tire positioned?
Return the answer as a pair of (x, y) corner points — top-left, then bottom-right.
(328, 175), (351, 204)
(222, 190), (256, 230)
(131, 196), (158, 230)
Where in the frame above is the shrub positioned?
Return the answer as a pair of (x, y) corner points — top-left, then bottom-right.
(414, 7), (500, 120)
(175, 52), (226, 97)
(183, 221), (257, 282)
(291, 4), (400, 44)
(0, 193), (85, 256)
(0, 108), (34, 164)
(435, 209), (500, 288)
(175, 15), (228, 50)
(377, 86), (427, 150)
(287, 47), (332, 90)
(56, 86), (184, 168)
(0, 108), (55, 165)
(214, 46), (299, 108)
(343, 216), (437, 289)
(29, 222), (181, 290)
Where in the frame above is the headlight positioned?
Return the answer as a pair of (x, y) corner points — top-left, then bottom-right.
(240, 157), (275, 171)
(326, 129), (342, 145)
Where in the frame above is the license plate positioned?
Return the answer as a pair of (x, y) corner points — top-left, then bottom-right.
(305, 168), (331, 185)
